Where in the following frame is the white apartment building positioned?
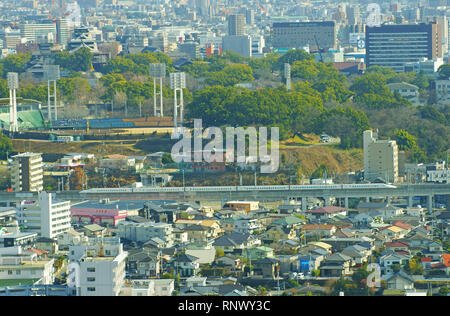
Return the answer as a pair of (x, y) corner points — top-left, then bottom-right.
(234, 217), (262, 234)
(10, 153), (43, 192)
(363, 130), (399, 183)
(0, 246), (54, 285)
(387, 82), (420, 106)
(117, 222), (175, 247)
(16, 192), (71, 239)
(69, 239), (127, 296)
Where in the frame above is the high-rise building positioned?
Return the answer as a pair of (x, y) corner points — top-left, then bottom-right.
(366, 23), (443, 72)
(16, 192), (71, 239)
(363, 130), (399, 183)
(245, 9), (255, 25)
(228, 14), (245, 36)
(271, 21), (337, 50)
(55, 18), (70, 47)
(346, 6), (360, 25)
(10, 152), (43, 192)
(222, 35), (252, 57)
(21, 23), (57, 43)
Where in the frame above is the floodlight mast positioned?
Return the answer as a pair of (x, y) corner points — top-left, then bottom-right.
(7, 72), (19, 132)
(44, 65), (60, 123)
(170, 72), (186, 135)
(149, 63), (166, 117)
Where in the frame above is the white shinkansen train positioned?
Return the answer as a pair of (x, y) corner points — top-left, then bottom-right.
(81, 183), (396, 194)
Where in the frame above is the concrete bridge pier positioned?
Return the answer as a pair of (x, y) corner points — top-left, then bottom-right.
(344, 197), (349, 209)
(407, 196), (414, 208)
(427, 195), (433, 213)
(301, 197), (307, 212)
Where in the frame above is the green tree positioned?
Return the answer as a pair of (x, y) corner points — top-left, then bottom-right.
(0, 78), (7, 98)
(1, 53), (31, 75)
(0, 134), (12, 160)
(277, 49), (314, 69)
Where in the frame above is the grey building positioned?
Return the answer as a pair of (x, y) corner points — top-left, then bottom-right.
(366, 23), (443, 72)
(271, 21), (337, 50)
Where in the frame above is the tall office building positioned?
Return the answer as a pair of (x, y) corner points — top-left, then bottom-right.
(346, 6), (360, 25)
(56, 18), (70, 47)
(222, 35), (252, 57)
(363, 130), (399, 183)
(245, 9), (255, 25)
(10, 152), (44, 192)
(21, 23), (57, 43)
(366, 23), (443, 72)
(271, 21), (337, 50)
(228, 14), (245, 36)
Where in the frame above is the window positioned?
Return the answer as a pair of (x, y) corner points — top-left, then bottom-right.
(87, 277), (95, 282)
(87, 267), (96, 272)
(87, 287), (96, 292)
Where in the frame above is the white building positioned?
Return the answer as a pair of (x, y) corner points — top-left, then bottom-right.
(427, 169), (449, 183)
(234, 217), (262, 234)
(16, 192), (71, 239)
(117, 222), (175, 247)
(0, 246), (54, 285)
(10, 153), (43, 192)
(403, 57), (443, 74)
(363, 130), (399, 183)
(69, 238), (127, 296)
(387, 82), (420, 106)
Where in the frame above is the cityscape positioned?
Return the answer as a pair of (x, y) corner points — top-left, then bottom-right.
(0, 0), (448, 299)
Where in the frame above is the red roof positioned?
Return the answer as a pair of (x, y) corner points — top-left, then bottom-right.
(384, 241), (409, 248)
(443, 254), (450, 267)
(308, 206), (346, 214)
(421, 257), (432, 262)
(27, 248), (49, 256)
(395, 250), (410, 256)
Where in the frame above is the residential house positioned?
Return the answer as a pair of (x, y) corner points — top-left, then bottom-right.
(234, 217), (262, 234)
(213, 232), (261, 255)
(320, 237), (375, 253)
(385, 270), (415, 290)
(383, 241), (410, 254)
(379, 225), (408, 240)
(252, 258), (279, 279)
(81, 224), (106, 238)
(183, 225), (213, 242)
(301, 224), (337, 238)
(307, 206), (347, 220)
(379, 252), (410, 276)
(173, 254), (200, 278)
(261, 226), (297, 244)
(246, 246), (275, 261)
(341, 244), (371, 265)
(319, 253), (352, 277)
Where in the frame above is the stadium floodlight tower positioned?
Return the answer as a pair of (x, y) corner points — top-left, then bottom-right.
(284, 63), (291, 90)
(149, 63), (166, 117)
(43, 64), (60, 122)
(170, 72), (186, 134)
(7, 72), (19, 132)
